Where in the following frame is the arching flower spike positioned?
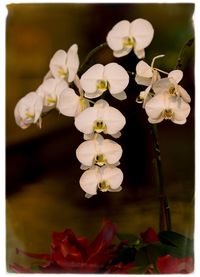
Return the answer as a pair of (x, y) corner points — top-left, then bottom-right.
(74, 99), (126, 138)
(80, 63), (129, 100)
(79, 165), (123, 198)
(49, 44), (79, 83)
(145, 92), (190, 124)
(14, 92), (43, 129)
(76, 134), (122, 169)
(106, 19), (154, 58)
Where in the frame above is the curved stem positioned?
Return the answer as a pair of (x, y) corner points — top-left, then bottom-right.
(151, 124), (171, 232)
(176, 38), (194, 69)
(78, 42), (108, 75)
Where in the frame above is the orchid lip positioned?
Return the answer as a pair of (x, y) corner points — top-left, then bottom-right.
(98, 180), (110, 192)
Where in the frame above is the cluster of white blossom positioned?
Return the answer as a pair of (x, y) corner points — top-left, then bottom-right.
(135, 56), (191, 124)
(14, 18), (191, 197)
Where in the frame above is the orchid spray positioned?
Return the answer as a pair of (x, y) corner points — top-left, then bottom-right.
(14, 17), (192, 233)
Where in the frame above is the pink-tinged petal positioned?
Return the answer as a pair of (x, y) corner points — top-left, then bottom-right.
(66, 44), (79, 82)
(168, 69), (183, 83)
(104, 63), (129, 94)
(135, 75), (151, 87)
(94, 99), (110, 109)
(113, 47), (132, 58)
(130, 18), (154, 51)
(101, 166), (123, 190)
(169, 97), (190, 123)
(76, 140), (96, 167)
(80, 64), (104, 94)
(106, 20), (130, 51)
(101, 139), (122, 164)
(111, 91), (127, 100)
(178, 85), (191, 103)
(148, 116), (163, 124)
(57, 88), (80, 117)
(50, 49), (68, 79)
(157, 255), (194, 274)
(134, 48), (145, 59)
(103, 107), (126, 135)
(152, 78), (171, 94)
(75, 107), (98, 134)
(43, 70), (53, 81)
(145, 93), (166, 119)
(136, 60), (153, 78)
(79, 166), (100, 195)
(84, 91), (104, 99)
(16, 248), (51, 260)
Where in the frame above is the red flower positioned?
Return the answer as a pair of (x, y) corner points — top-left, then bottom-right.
(140, 227), (159, 243)
(10, 220), (132, 273)
(156, 255), (194, 274)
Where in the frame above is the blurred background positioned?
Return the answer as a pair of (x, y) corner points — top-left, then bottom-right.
(6, 3), (194, 269)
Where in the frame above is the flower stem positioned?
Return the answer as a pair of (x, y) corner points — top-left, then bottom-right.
(78, 42), (108, 76)
(176, 38), (194, 69)
(151, 124), (171, 232)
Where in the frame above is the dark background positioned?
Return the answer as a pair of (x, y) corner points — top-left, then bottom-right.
(6, 3), (194, 269)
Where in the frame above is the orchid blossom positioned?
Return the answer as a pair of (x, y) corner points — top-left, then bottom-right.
(79, 165), (123, 198)
(145, 91), (190, 124)
(36, 78), (69, 112)
(14, 92), (43, 129)
(48, 44), (79, 83)
(106, 18), (154, 58)
(74, 99), (126, 138)
(80, 63), (129, 100)
(76, 134), (122, 169)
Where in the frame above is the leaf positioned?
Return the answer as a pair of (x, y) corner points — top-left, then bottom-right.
(158, 231), (193, 258)
(128, 265), (149, 274)
(135, 243), (166, 269)
(113, 245), (136, 264)
(117, 233), (141, 245)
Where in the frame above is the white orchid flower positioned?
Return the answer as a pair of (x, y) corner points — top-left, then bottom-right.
(74, 99), (126, 138)
(14, 92), (43, 129)
(106, 18), (154, 58)
(76, 134), (122, 169)
(36, 78), (69, 112)
(152, 70), (191, 103)
(49, 44), (79, 82)
(57, 88), (90, 117)
(145, 91), (190, 125)
(79, 165), (123, 198)
(80, 63), (129, 100)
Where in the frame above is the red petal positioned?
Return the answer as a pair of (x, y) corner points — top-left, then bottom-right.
(140, 227), (159, 243)
(9, 263), (34, 273)
(157, 255), (194, 273)
(16, 248), (51, 260)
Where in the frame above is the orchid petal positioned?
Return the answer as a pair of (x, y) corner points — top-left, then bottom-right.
(103, 107), (126, 135)
(101, 166), (123, 190)
(178, 85), (191, 103)
(104, 63), (129, 94)
(57, 88), (80, 117)
(168, 70), (183, 84)
(50, 49), (68, 79)
(111, 91), (127, 100)
(76, 140), (96, 167)
(79, 167), (100, 195)
(80, 64), (104, 94)
(113, 47), (132, 58)
(106, 20), (130, 51)
(101, 139), (122, 164)
(145, 93), (166, 119)
(130, 18), (154, 51)
(75, 107), (98, 134)
(66, 44), (79, 82)
(136, 61), (153, 78)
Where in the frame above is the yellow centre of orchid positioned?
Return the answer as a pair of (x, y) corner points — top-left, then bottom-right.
(123, 36), (135, 48)
(96, 80), (107, 91)
(95, 154), (106, 166)
(25, 112), (34, 119)
(93, 120), (107, 133)
(47, 97), (56, 104)
(162, 109), (174, 119)
(58, 67), (68, 78)
(98, 180), (110, 192)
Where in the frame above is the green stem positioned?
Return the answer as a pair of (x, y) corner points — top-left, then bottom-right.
(151, 124), (171, 232)
(176, 38), (194, 69)
(78, 42), (108, 76)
